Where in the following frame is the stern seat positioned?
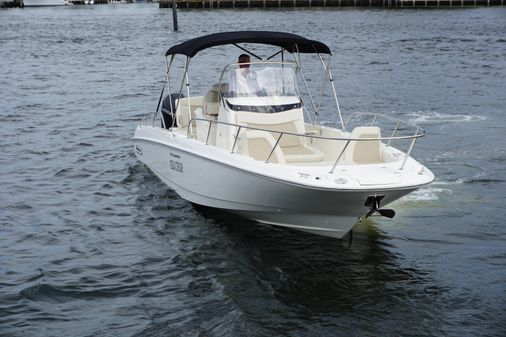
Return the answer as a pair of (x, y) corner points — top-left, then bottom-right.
(196, 84), (229, 145)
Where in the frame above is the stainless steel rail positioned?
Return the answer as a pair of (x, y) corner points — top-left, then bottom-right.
(185, 114), (425, 169)
(344, 112), (421, 134)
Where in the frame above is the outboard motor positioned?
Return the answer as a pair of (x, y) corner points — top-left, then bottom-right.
(364, 195), (395, 219)
(161, 93), (184, 129)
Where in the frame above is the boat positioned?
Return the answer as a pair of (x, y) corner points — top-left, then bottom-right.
(22, 0), (70, 6)
(133, 31), (434, 238)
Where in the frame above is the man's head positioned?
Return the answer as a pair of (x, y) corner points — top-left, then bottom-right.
(238, 54), (250, 68)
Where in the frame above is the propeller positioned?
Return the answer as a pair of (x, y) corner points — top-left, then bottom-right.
(364, 195), (396, 219)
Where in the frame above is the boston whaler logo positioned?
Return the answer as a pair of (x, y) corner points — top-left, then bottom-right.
(170, 152), (183, 173)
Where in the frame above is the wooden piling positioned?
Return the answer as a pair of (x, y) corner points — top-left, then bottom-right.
(171, 0), (179, 31)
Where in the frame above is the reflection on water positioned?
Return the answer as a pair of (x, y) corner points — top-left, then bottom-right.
(130, 172), (447, 336)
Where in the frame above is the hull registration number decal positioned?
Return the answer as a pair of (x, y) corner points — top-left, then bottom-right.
(169, 153), (183, 172)
(170, 159), (183, 173)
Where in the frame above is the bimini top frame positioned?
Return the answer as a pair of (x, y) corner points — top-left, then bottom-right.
(165, 31), (331, 58)
(161, 31), (344, 129)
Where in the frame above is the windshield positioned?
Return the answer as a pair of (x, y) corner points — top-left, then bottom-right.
(224, 62), (298, 98)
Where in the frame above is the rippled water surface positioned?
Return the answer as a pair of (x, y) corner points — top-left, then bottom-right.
(1, 5), (506, 337)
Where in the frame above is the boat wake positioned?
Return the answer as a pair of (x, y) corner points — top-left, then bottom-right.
(328, 110), (487, 129)
(402, 111), (487, 125)
(396, 185), (452, 203)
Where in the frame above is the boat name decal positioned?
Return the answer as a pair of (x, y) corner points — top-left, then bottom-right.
(170, 152), (181, 159)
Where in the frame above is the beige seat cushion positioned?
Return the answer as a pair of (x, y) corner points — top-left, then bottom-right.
(175, 96), (203, 127)
(203, 90), (220, 116)
(346, 126), (382, 164)
(283, 145), (324, 163)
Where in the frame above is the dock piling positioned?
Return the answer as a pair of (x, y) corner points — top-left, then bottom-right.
(171, 0), (179, 32)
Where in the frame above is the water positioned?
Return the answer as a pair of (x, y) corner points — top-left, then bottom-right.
(1, 4), (505, 336)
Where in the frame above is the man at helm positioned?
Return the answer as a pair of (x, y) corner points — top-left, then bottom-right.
(229, 54), (260, 96)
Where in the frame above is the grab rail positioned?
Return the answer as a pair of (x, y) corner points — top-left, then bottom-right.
(344, 112), (420, 135)
(141, 111), (162, 126)
(187, 115), (425, 169)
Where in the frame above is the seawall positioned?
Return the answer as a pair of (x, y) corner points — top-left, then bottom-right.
(159, 0), (505, 7)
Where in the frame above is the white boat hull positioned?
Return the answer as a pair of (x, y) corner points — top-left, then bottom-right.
(134, 126), (425, 238)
